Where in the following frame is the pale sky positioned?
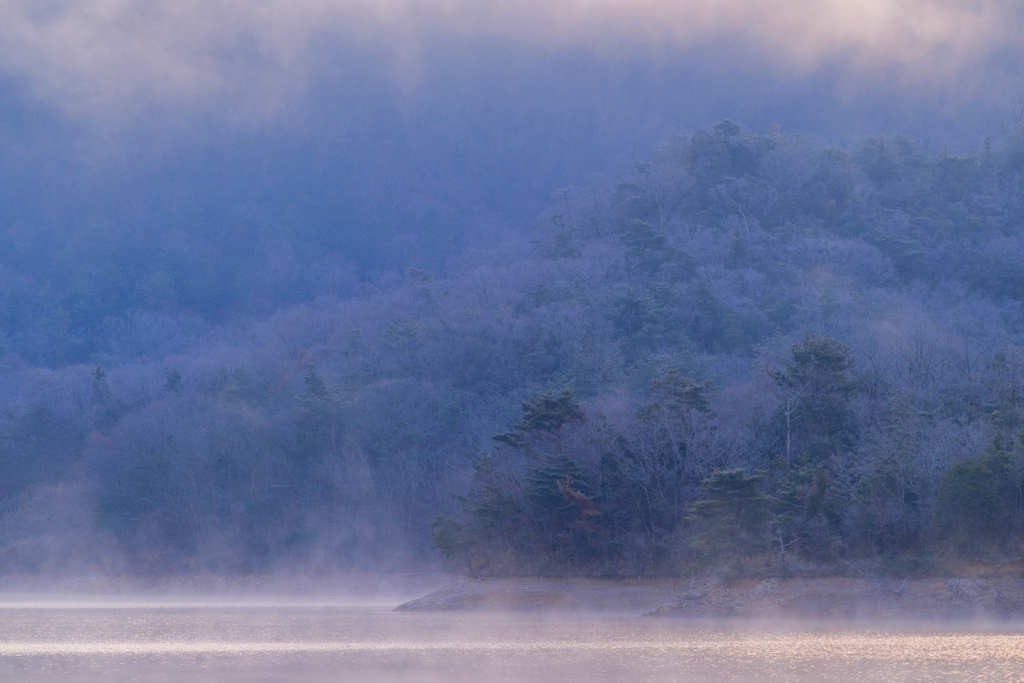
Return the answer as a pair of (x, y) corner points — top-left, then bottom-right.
(0, 0), (1020, 116)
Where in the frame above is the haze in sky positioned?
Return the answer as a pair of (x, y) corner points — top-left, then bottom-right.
(0, 1), (1018, 282)
(0, 0), (1020, 116)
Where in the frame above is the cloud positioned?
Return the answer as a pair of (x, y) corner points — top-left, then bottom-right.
(0, 1), (349, 116)
(0, 0), (1020, 117)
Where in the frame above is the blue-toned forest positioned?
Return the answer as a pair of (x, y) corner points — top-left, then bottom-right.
(4, 117), (1024, 577)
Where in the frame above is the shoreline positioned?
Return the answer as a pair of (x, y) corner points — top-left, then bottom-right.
(395, 575), (1024, 621)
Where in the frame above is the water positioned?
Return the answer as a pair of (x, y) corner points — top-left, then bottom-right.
(1, 600), (1022, 682)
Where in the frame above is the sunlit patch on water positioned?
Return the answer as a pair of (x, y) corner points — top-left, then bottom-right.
(0, 603), (1022, 682)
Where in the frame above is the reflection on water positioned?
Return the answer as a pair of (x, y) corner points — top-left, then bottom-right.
(0, 601), (1022, 682)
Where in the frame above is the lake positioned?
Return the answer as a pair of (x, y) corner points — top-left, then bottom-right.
(0, 600), (1021, 682)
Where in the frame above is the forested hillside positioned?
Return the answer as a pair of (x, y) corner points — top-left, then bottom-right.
(3, 123), (1024, 577)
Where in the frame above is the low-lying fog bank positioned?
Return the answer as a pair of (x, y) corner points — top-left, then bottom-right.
(398, 575), (1024, 622)
(0, 571), (456, 607)
(3, 606), (1021, 683)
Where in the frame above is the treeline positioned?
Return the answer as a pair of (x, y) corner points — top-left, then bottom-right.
(434, 336), (1024, 576)
(2, 122), (1024, 576)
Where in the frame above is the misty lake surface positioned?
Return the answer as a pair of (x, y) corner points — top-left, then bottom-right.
(1, 600), (1022, 682)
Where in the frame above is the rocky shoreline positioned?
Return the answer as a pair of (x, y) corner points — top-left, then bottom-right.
(395, 576), (1024, 621)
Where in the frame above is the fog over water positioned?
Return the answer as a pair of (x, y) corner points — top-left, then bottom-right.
(1, 602), (1023, 682)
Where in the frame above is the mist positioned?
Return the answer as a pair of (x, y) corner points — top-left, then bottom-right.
(2, 0), (1024, 595)
(2, 0), (1021, 108)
